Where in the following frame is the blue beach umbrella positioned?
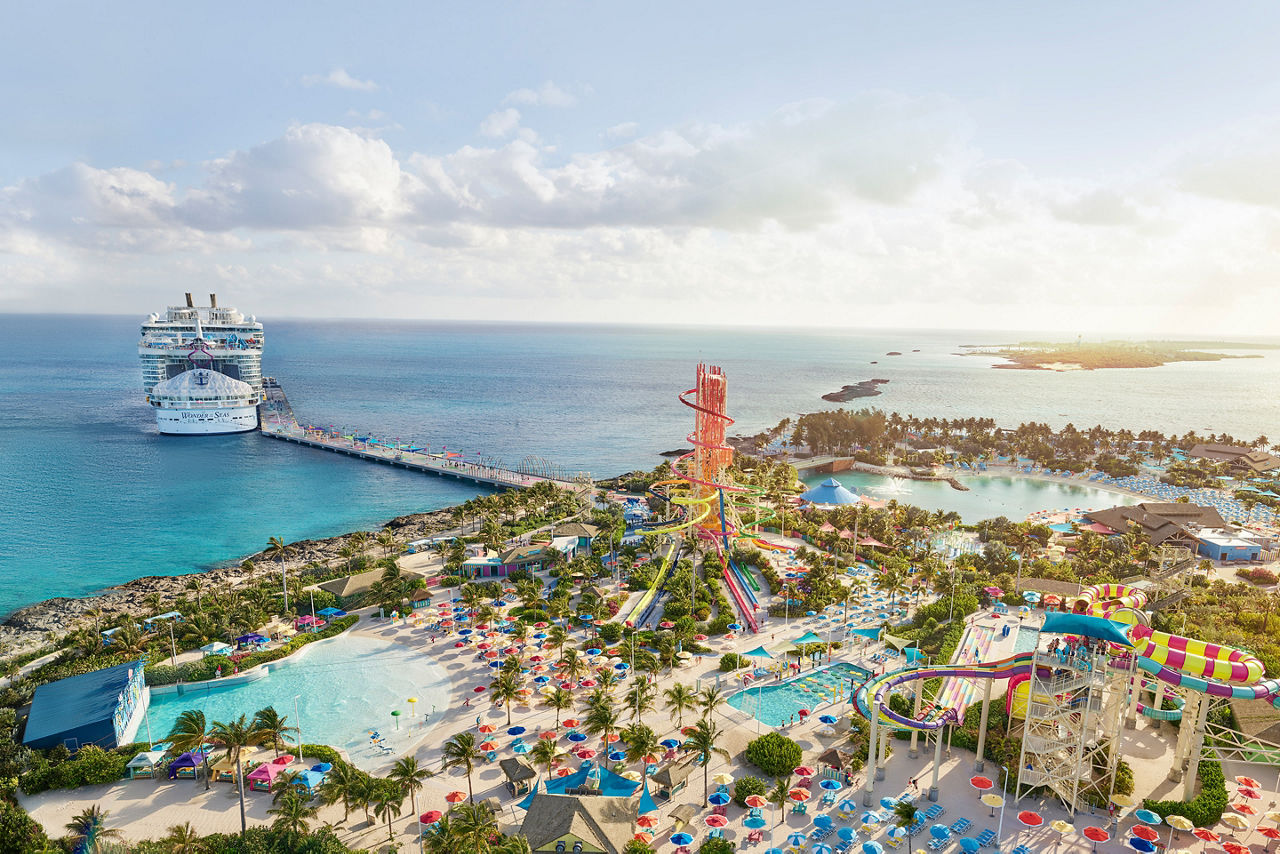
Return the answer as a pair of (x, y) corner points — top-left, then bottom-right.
(660, 738), (680, 748)
(818, 714), (839, 724)
(880, 797), (897, 810)
(820, 779), (842, 791)
(745, 816), (767, 829)
(487, 661), (502, 669)
(787, 832), (808, 847)
(862, 842), (885, 854)
(458, 628), (473, 636)
(814, 845), (834, 854)
(1134, 810), (1162, 825)
(586, 648), (603, 656)
(861, 812), (881, 825)
(513, 742), (529, 754)
(766, 850), (785, 854)
(959, 839), (981, 853)
(728, 623), (743, 631)
(608, 750), (626, 762)
(1125, 839), (1156, 854)
(930, 825), (951, 840)
(533, 675), (549, 684)
(614, 662), (629, 670)
(813, 814), (834, 828)
(671, 833), (694, 846)
(837, 799), (858, 813)
(838, 828), (856, 842)
(886, 827), (908, 840)
(508, 726), (526, 736)
(579, 614), (594, 622)
(709, 792), (731, 806)
(567, 732), (587, 742)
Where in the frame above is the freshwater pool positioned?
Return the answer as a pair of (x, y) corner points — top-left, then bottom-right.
(1012, 626), (1043, 655)
(146, 634), (451, 770)
(728, 661), (869, 727)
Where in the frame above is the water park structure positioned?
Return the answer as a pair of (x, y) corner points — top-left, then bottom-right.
(626, 364), (774, 632)
(853, 581), (1280, 815)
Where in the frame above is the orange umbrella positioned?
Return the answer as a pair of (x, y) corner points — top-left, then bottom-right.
(637, 815), (659, 828)
(445, 791), (466, 803)
(745, 795), (769, 808)
(788, 789), (811, 802)
(477, 724), (496, 734)
(478, 741), (497, 751)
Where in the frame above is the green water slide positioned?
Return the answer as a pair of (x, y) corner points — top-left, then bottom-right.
(624, 537), (679, 626)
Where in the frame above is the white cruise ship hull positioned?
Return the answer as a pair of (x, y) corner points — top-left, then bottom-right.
(156, 405), (259, 435)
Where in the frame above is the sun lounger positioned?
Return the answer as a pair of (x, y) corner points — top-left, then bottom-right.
(949, 818), (971, 834)
(975, 829), (996, 847)
(923, 804), (945, 820)
(1010, 846), (1030, 854)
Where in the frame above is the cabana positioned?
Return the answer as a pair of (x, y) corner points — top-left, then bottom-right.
(126, 747), (168, 779)
(199, 641), (232, 657)
(143, 611), (184, 631)
(500, 757), (537, 796)
(316, 607), (347, 618)
(210, 746), (260, 783)
(799, 478), (861, 508)
(167, 750), (208, 780)
(294, 615), (326, 632)
(298, 768), (328, 796)
(651, 756), (698, 800)
(247, 761), (285, 792)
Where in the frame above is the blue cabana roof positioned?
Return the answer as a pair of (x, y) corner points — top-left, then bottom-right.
(517, 763), (640, 809)
(638, 779), (658, 814)
(23, 660), (146, 750)
(1040, 612), (1133, 646)
(793, 632), (827, 645)
(800, 478), (860, 506)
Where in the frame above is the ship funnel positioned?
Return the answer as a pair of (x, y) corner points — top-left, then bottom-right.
(184, 292), (194, 307)
(209, 293), (218, 308)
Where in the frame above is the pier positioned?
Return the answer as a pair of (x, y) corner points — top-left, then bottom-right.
(257, 379), (588, 492)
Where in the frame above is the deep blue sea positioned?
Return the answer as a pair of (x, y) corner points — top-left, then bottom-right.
(2, 314), (1277, 617)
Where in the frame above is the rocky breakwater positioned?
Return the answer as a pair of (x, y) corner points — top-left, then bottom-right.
(0, 507), (458, 662)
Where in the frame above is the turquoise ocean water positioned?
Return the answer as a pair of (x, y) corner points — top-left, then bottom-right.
(1, 314), (1277, 617)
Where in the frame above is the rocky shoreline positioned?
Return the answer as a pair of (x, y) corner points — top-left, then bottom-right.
(0, 507), (460, 662)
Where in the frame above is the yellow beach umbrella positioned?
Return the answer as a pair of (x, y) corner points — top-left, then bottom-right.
(1111, 793), (1138, 808)
(1220, 814), (1250, 831)
(713, 772), (735, 785)
(981, 793), (1004, 817)
(1265, 811), (1280, 824)
(1050, 820), (1073, 834)
(1166, 815), (1194, 832)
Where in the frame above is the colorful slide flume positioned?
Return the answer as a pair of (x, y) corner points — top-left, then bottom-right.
(854, 651), (1045, 730)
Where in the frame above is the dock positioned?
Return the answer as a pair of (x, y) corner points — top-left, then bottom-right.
(257, 379), (588, 491)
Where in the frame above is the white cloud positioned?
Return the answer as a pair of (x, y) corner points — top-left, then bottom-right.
(503, 81), (577, 108)
(479, 108), (521, 138)
(5, 95), (1280, 333)
(604, 122), (639, 141)
(301, 67), (378, 92)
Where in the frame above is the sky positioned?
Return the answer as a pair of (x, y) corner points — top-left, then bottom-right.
(3, 2), (1280, 333)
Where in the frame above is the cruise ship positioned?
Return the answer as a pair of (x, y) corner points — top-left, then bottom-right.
(139, 294), (264, 435)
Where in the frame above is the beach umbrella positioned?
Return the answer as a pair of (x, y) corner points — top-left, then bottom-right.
(787, 832), (808, 847)
(820, 779), (843, 791)
(539, 730), (557, 740)
(1257, 827), (1280, 842)
(1083, 827), (1111, 851)
(421, 809), (443, 823)
(887, 827), (908, 839)
(479, 741), (497, 751)
(959, 839), (981, 853)
(1018, 811), (1044, 828)
(1111, 793), (1138, 808)
(789, 789), (811, 802)
(562, 718), (580, 728)
(1222, 813), (1252, 830)
(445, 791), (466, 803)
(930, 825), (951, 840)
(745, 816), (768, 829)
(477, 724), (496, 734)
(513, 742), (529, 754)
(969, 775), (994, 794)
(671, 832), (694, 846)
(862, 842), (885, 854)
(705, 815), (728, 829)
(567, 732), (587, 742)
(798, 709), (810, 718)
(1224, 843), (1251, 854)
(1125, 838), (1156, 854)
(746, 795), (769, 808)
(1132, 826), (1159, 843)
(861, 812), (882, 825)
(554, 767), (573, 777)
(608, 750), (626, 762)
(709, 792), (731, 806)
(1135, 810), (1162, 825)
(819, 714), (839, 724)
(1234, 803), (1259, 817)
(1239, 788), (1263, 800)
(633, 832), (654, 843)
(1050, 820), (1073, 835)
(795, 765), (817, 777)
(1237, 776), (1262, 789)
(576, 748), (596, 760)
(1165, 816), (1193, 832)
(713, 772), (735, 786)
(620, 770), (641, 781)
(1192, 829), (1220, 843)
(814, 845), (834, 854)
(636, 815), (659, 829)
(838, 799), (858, 814)
(880, 797), (898, 810)
(839, 827), (857, 842)
(472, 685), (486, 693)
(981, 794), (1004, 817)
(508, 726), (526, 736)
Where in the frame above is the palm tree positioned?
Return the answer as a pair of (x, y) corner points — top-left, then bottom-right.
(448, 801), (500, 853)
(621, 722), (661, 792)
(682, 717), (729, 805)
(545, 686), (574, 727)
(664, 683), (697, 730)
(209, 714), (266, 838)
(269, 788), (320, 845)
(767, 775), (792, 825)
(251, 705), (298, 757)
(166, 709), (214, 791)
(489, 671), (522, 726)
(390, 755), (433, 839)
(267, 535), (295, 612)
(624, 679), (656, 722)
(372, 782), (404, 844)
(893, 800), (921, 851)
(584, 702), (619, 755)
(318, 761), (361, 824)
(697, 685), (724, 721)
(442, 731), (482, 803)
(112, 622), (152, 657)
(161, 821), (202, 853)
(65, 805), (121, 853)
(528, 737), (564, 781)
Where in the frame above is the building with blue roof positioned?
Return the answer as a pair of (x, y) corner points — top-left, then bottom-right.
(23, 660), (149, 751)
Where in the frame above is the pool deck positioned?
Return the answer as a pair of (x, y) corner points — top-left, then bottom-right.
(19, 556), (1208, 854)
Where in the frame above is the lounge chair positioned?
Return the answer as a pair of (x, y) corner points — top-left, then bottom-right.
(975, 829), (996, 848)
(1010, 846), (1030, 854)
(949, 818), (972, 834)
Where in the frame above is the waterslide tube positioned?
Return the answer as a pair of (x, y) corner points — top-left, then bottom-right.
(1074, 583), (1148, 617)
(853, 652), (1045, 731)
(622, 538), (679, 627)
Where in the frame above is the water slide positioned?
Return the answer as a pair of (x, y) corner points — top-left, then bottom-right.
(621, 537), (679, 628)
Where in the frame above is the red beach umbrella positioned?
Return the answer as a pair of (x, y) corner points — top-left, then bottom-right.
(1236, 776), (1261, 789)
(539, 731), (557, 740)
(420, 810), (442, 823)
(445, 791), (466, 803)
(1239, 788), (1263, 800)
(477, 724), (496, 734)
(1082, 826), (1110, 850)
(1193, 829), (1220, 843)
(1224, 843), (1250, 854)
(636, 815), (659, 829)
(794, 766), (816, 777)
(562, 719), (580, 728)
(1018, 811), (1044, 828)
(970, 775), (994, 792)
(473, 685), (486, 693)
(788, 789), (811, 802)
(705, 815), (728, 828)
(1131, 826), (1159, 843)
(1235, 803), (1260, 816)
(745, 795), (769, 808)
(478, 741), (497, 751)
(555, 767), (573, 777)
(577, 748), (596, 759)
(797, 709), (810, 717)
(1257, 827), (1280, 840)
(454, 641), (465, 648)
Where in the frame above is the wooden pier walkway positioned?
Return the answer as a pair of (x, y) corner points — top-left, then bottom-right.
(257, 379), (585, 491)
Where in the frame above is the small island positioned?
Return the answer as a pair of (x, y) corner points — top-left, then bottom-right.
(822, 378), (889, 401)
(960, 340), (1274, 371)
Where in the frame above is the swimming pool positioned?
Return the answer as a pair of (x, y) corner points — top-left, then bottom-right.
(146, 634), (451, 770)
(728, 661), (869, 727)
(1012, 626), (1042, 654)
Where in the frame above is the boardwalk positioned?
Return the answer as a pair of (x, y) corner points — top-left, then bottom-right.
(257, 379), (585, 491)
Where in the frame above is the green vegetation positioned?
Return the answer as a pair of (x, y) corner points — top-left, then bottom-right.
(731, 774), (767, 808)
(1144, 759), (1227, 827)
(744, 732), (803, 778)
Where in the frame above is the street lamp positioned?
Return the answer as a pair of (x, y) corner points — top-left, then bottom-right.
(293, 695), (304, 757)
(994, 765), (1010, 852)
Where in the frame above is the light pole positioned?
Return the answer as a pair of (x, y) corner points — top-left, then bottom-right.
(293, 695), (303, 757)
(168, 619), (178, 668)
(948, 565), (957, 622)
(994, 765), (1010, 852)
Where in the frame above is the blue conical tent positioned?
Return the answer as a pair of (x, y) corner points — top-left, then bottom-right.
(638, 779), (658, 814)
(800, 478), (860, 507)
(743, 645), (774, 659)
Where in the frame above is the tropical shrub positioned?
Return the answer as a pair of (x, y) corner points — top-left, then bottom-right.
(698, 838), (736, 854)
(744, 732), (802, 778)
(1144, 759), (1227, 827)
(719, 653), (748, 672)
(732, 775), (766, 807)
